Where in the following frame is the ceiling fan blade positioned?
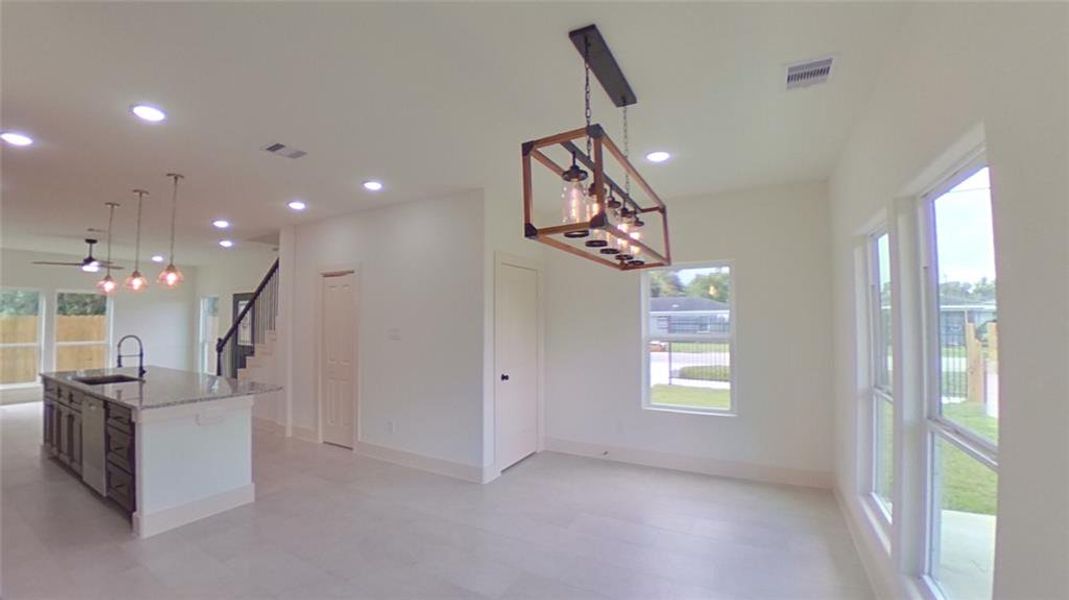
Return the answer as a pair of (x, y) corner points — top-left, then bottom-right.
(32, 261), (125, 270)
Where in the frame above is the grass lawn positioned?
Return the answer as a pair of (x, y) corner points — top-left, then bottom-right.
(650, 384), (731, 410)
(939, 402), (998, 515)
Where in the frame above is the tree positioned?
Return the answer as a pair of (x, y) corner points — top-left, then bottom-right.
(684, 273), (731, 303)
(649, 271), (684, 297)
(0, 290), (40, 315)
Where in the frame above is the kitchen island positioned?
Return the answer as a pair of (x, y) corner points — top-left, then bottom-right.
(40, 366), (281, 538)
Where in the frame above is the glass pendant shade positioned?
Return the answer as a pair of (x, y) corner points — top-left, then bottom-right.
(125, 270), (148, 292)
(560, 162), (592, 225)
(158, 263), (183, 288)
(97, 274), (117, 295)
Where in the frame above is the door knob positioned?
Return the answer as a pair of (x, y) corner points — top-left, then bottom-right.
(500, 374), (510, 381)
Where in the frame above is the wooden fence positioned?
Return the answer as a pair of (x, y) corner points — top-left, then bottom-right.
(0, 315), (107, 384)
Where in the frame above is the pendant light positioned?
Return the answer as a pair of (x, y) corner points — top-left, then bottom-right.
(124, 189), (149, 291)
(157, 173), (184, 288)
(96, 202), (119, 295)
(520, 24), (671, 271)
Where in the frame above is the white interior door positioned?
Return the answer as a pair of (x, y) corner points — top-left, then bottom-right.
(495, 261), (540, 471)
(321, 272), (356, 448)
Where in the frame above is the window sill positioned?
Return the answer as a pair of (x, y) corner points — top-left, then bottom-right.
(643, 404), (737, 418)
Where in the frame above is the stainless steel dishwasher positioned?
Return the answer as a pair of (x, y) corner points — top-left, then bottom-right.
(81, 396), (107, 495)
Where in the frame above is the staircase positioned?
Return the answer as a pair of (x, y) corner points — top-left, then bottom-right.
(236, 329), (278, 381)
(216, 258), (280, 382)
(216, 258), (282, 424)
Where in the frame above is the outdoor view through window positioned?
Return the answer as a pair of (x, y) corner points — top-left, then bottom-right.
(645, 264), (733, 412)
(928, 166), (999, 600)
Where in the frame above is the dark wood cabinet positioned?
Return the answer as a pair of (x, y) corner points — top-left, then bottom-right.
(43, 378), (135, 516)
(105, 401), (136, 515)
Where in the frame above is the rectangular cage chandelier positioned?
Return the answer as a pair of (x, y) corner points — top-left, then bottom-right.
(520, 25), (671, 271)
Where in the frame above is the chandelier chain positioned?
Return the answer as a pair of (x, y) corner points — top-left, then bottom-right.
(584, 36), (592, 157)
(623, 103), (631, 197)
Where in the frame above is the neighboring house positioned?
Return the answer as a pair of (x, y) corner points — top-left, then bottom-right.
(940, 303), (997, 346)
(648, 296), (730, 338)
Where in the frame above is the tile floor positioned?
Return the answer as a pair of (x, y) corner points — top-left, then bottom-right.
(2, 402), (873, 599)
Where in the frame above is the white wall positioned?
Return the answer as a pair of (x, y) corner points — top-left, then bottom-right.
(543, 181), (835, 486)
(288, 191), (485, 469)
(828, 4), (1069, 598)
(0, 248), (197, 382)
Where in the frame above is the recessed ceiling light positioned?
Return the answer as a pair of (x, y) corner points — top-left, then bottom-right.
(363, 180), (384, 192)
(212, 219), (230, 229)
(645, 151), (671, 163)
(131, 104), (167, 122)
(151, 255), (165, 263)
(218, 240), (234, 248)
(287, 200), (307, 211)
(0, 132), (34, 146)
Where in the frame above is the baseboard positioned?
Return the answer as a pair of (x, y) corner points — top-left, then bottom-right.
(544, 436), (833, 489)
(290, 424), (318, 443)
(252, 416), (283, 434)
(133, 483), (255, 539)
(354, 440), (483, 483)
(0, 385), (42, 406)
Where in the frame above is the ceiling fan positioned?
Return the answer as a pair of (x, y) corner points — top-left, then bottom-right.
(32, 238), (123, 272)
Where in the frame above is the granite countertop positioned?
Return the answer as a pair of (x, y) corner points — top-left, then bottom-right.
(40, 366), (282, 411)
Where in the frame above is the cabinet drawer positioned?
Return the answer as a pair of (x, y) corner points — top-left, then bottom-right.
(106, 427), (135, 473)
(69, 389), (84, 410)
(106, 403), (133, 434)
(43, 379), (58, 399)
(106, 465), (135, 513)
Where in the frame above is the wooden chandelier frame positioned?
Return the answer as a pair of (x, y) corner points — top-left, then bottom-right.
(521, 124), (672, 271)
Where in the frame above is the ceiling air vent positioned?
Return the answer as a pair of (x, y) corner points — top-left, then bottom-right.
(261, 142), (307, 159)
(785, 57), (834, 90)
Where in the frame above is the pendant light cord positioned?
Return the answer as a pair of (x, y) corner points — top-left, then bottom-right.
(133, 191), (145, 270)
(104, 203), (116, 276)
(167, 174), (183, 262)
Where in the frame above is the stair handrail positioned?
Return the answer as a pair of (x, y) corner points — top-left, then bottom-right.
(216, 258), (280, 376)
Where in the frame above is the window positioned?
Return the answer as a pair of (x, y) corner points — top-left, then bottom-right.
(928, 167), (999, 446)
(198, 296), (220, 374)
(54, 291), (110, 371)
(643, 263), (734, 413)
(0, 289), (43, 385)
(922, 164), (998, 599)
(868, 231), (894, 517)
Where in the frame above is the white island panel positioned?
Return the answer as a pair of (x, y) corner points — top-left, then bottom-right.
(134, 394), (256, 538)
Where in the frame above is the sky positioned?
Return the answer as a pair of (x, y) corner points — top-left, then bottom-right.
(934, 167), (997, 284)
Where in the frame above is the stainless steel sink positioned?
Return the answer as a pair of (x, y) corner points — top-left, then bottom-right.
(73, 374), (142, 385)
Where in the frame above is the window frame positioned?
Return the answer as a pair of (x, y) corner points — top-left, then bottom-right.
(0, 288), (46, 389)
(917, 154), (1000, 598)
(198, 296), (220, 374)
(918, 156), (999, 460)
(864, 228), (895, 525)
(52, 289), (113, 372)
(640, 259), (737, 417)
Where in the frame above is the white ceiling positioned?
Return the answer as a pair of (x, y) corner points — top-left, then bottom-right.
(1, 2), (907, 264)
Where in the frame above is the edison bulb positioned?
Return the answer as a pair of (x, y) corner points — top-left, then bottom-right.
(562, 179), (592, 224)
